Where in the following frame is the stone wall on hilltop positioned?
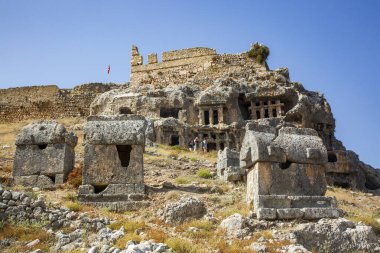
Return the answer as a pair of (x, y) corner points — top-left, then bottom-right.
(0, 83), (122, 122)
(130, 45), (268, 89)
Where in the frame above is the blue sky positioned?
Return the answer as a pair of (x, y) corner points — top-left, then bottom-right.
(1, 1), (380, 168)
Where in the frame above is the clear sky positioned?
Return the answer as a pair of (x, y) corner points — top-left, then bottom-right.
(1, 1), (379, 168)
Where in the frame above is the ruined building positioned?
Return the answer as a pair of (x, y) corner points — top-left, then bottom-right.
(78, 115), (149, 211)
(13, 121), (77, 188)
(3, 43), (380, 193)
(240, 123), (340, 220)
(88, 44), (380, 192)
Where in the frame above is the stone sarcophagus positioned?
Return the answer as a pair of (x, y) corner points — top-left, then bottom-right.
(217, 147), (245, 182)
(240, 123), (340, 220)
(13, 121), (77, 188)
(78, 115), (149, 211)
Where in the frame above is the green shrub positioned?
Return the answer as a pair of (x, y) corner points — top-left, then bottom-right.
(65, 201), (81, 212)
(247, 43), (270, 64)
(196, 168), (212, 179)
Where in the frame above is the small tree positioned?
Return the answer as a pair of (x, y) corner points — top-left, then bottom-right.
(247, 43), (270, 64)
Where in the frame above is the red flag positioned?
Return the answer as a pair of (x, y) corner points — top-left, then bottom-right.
(107, 65), (111, 75)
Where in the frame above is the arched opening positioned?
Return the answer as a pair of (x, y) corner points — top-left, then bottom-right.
(116, 145), (131, 167)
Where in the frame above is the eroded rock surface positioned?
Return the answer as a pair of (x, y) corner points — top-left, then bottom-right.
(158, 196), (207, 225)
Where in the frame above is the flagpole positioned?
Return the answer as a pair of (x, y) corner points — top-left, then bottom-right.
(106, 65), (110, 84)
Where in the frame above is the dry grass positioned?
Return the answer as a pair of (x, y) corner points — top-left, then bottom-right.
(176, 219), (215, 233)
(214, 198), (251, 220)
(326, 187), (380, 236)
(114, 233), (142, 248)
(66, 165), (83, 188)
(165, 237), (208, 253)
(108, 219), (146, 233)
(145, 144), (217, 165)
(0, 222), (53, 252)
(145, 227), (168, 243)
(174, 176), (191, 185)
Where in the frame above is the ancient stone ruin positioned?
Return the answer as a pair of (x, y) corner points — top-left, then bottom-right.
(13, 120), (77, 188)
(78, 115), (149, 211)
(217, 147), (245, 182)
(3, 43), (380, 194)
(240, 123), (340, 220)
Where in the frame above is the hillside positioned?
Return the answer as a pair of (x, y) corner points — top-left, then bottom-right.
(0, 118), (379, 252)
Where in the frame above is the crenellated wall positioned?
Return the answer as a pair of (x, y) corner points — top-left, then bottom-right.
(129, 45), (267, 88)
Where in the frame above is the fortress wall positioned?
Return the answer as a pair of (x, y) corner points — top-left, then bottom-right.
(130, 46), (218, 85)
(0, 84), (120, 122)
(129, 45), (262, 87)
(162, 47), (216, 62)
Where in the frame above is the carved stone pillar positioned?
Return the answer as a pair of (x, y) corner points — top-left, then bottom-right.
(199, 110), (204, 125)
(218, 107), (224, 124)
(209, 109), (213, 125)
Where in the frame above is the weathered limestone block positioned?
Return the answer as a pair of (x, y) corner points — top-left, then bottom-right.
(217, 148), (245, 182)
(13, 121), (77, 187)
(78, 115), (149, 211)
(241, 122), (339, 220)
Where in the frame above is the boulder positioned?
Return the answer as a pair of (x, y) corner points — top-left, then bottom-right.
(292, 218), (380, 252)
(158, 196), (207, 225)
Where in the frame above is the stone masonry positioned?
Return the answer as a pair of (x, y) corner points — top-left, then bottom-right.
(78, 115), (149, 211)
(240, 123), (340, 220)
(13, 120), (77, 188)
(217, 147), (245, 182)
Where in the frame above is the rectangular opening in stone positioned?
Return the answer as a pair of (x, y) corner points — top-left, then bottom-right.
(116, 145), (132, 167)
(256, 102), (260, 106)
(38, 144), (48, 150)
(203, 133), (209, 138)
(208, 143), (217, 151)
(170, 135), (180, 146)
(93, 184), (108, 194)
(264, 109), (269, 118)
(220, 142), (225, 150)
(160, 108), (180, 118)
(256, 110), (261, 119)
(211, 133), (216, 139)
(119, 107), (133, 115)
(263, 101), (268, 106)
(204, 110), (210, 125)
(271, 100), (276, 104)
(272, 108), (277, 117)
(213, 110), (218, 124)
(328, 152), (337, 163)
(238, 94), (250, 120)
